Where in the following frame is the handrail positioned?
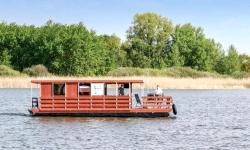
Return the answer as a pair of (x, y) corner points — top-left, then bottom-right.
(39, 95), (131, 110)
(141, 95), (173, 109)
(142, 96), (172, 99)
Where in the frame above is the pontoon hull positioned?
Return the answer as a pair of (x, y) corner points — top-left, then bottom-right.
(28, 109), (170, 117)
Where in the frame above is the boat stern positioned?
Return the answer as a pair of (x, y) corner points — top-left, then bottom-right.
(28, 108), (39, 115)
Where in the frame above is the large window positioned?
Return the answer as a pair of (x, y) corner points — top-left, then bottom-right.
(53, 83), (65, 96)
(79, 83), (91, 96)
(106, 83), (130, 96)
(105, 84), (116, 96)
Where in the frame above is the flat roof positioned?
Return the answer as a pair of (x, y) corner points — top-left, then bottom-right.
(31, 79), (144, 84)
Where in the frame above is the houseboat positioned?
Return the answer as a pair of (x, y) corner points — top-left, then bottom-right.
(29, 79), (177, 117)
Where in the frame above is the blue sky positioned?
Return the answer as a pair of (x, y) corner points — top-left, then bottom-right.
(0, 0), (249, 54)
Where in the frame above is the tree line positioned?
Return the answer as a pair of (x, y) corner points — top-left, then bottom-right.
(0, 12), (249, 76)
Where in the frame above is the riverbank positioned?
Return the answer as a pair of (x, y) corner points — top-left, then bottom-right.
(0, 76), (250, 89)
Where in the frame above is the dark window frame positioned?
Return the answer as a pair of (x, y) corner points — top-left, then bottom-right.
(53, 82), (65, 96)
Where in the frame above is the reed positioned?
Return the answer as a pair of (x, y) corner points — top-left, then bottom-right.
(0, 76), (250, 89)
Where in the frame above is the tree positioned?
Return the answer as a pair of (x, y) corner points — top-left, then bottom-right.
(214, 49), (226, 74)
(171, 24), (222, 71)
(240, 54), (250, 73)
(0, 21), (120, 76)
(126, 12), (173, 68)
(0, 16), (247, 76)
(167, 44), (183, 66)
(100, 34), (123, 69)
(223, 45), (241, 74)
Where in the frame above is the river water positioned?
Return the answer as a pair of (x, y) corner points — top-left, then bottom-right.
(0, 89), (250, 150)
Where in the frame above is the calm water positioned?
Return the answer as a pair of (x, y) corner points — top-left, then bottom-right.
(0, 89), (250, 150)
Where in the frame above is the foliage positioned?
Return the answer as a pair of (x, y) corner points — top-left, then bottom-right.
(100, 34), (123, 69)
(125, 12), (173, 68)
(23, 64), (51, 77)
(239, 54), (250, 73)
(0, 65), (24, 76)
(107, 67), (226, 78)
(217, 45), (241, 74)
(0, 12), (248, 77)
(0, 21), (120, 76)
(230, 71), (250, 79)
(167, 43), (184, 67)
(170, 24), (221, 71)
(0, 49), (12, 66)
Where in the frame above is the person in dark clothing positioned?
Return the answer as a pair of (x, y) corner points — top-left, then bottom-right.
(118, 84), (125, 96)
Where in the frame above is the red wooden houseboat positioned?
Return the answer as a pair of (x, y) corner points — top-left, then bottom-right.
(29, 79), (177, 117)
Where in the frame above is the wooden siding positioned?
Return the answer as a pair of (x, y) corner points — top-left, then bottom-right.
(41, 83), (52, 98)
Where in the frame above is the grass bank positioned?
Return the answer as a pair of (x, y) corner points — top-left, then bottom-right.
(0, 65), (26, 77)
(0, 76), (250, 89)
(0, 66), (250, 89)
(108, 67), (250, 78)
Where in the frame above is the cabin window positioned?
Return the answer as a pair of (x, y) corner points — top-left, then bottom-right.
(106, 83), (129, 96)
(119, 83), (129, 96)
(79, 83), (91, 96)
(53, 83), (65, 96)
(106, 84), (116, 96)
(91, 83), (104, 96)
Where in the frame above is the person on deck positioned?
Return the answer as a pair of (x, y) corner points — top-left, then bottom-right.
(118, 84), (125, 96)
(155, 85), (163, 96)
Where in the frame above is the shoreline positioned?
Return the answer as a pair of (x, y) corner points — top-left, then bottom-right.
(0, 76), (250, 89)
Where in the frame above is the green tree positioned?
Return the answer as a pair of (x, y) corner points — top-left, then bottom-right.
(0, 16), (248, 77)
(0, 49), (12, 66)
(171, 24), (221, 71)
(0, 21), (120, 76)
(223, 45), (241, 74)
(240, 54), (250, 73)
(100, 34), (124, 69)
(214, 49), (226, 74)
(167, 44), (183, 66)
(126, 12), (173, 68)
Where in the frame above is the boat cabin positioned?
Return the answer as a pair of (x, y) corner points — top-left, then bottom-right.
(29, 79), (176, 117)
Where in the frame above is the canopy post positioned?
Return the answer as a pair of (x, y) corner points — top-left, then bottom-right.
(30, 83), (33, 101)
(141, 83), (144, 97)
(116, 82), (118, 109)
